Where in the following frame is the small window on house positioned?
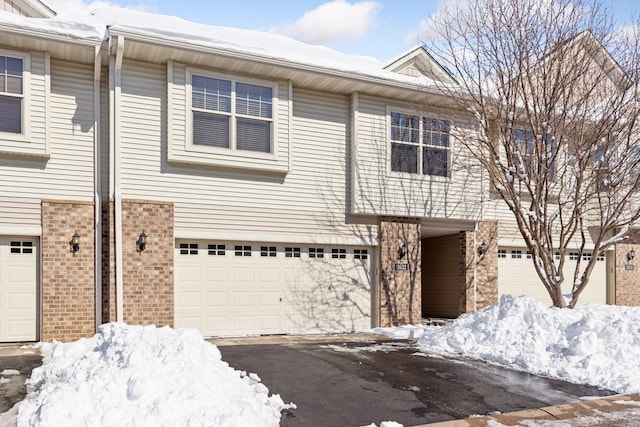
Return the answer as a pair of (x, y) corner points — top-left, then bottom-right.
(10, 241), (32, 254)
(180, 243), (198, 255)
(498, 249), (507, 258)
(208, 244), (226, 256)
(526, 251), (532, 259)
(390, 111), (450, 177)
(597, 252), (605, 261)
(555, 252), (560, 260)
(285, 247), (300, 258)
(0, 55), (23, 134)
(260, 246), (276, 257)
(235, 245), (251, 256)
(511, 250), (522, 259)
(354, 249), (368, 260)
(309, 248), (324, 258)
(583, 252), (592, 261)
(331, 248), (346, 259)
(191, 73), (273, 153)
(569, 252), (580, 261)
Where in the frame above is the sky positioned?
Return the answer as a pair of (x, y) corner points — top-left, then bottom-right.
(38, 0), (640, 62)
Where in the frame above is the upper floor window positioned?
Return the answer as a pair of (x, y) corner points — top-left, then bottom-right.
(0, 55), (23, 134)
(390, 111), (450, 177)
(512, 128), (555, 180)
(191, 73), (273, 153)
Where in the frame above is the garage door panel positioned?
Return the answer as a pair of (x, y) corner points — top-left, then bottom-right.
(175, 241), (372, 337)
(206, 292), (228, 306)
(0, 237), (38, 342)
(498, 247), (606, 304)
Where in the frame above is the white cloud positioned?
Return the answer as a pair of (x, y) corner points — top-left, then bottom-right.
(404, 0), (475, 44)
(271, 0), (381, 44)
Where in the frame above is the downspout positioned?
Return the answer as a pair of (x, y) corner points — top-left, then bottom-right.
(111, 36), (125, 323)
(473, 222), (478, 312)
(94, 44), (102, 330)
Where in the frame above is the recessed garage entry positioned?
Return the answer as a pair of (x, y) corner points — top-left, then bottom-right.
(498, 247), (607, 304)
(174, 240), (373, 337)
(0, 237), (38, 342)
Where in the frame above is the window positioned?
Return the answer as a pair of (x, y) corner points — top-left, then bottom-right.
(354, 249), (368, 260)
(512, 129), (555, 179)
(511, 250), (522, 259)
(526, 251), (532, 259)
(498, 249), (507, 258)
(390, 111), (450, 177)
(208, 244), (225, 256)
(285, 247), (300, 258)
(235, 245), (251, 256)
(309, 248), (324, 258)
(10, 241), (32, 254)
(179, 243), (198, 255)
(597, 252), (605, 261)
(331, 248), (346, 259)
(0, 55), (23, 134)
(191, 73), (273, 153)
(569, 252), (580, 261)
(260, 246), (277, 257)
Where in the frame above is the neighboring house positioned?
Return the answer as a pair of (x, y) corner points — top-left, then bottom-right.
(0, 1), (637, 343)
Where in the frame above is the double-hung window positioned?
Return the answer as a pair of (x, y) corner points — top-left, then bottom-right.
(191, 73), (273, 153)
(0, 54), (23, 134)
(390, 111), (450, 177)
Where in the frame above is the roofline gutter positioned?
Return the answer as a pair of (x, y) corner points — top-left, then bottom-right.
(107, 28), (453, 97)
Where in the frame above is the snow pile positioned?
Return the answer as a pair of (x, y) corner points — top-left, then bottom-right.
(17, 323), (294, 427)
(371, 324), (429, 339)
(417, 295), (640, 394)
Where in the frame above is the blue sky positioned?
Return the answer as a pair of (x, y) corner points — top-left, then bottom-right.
(47, 0), (640, 61)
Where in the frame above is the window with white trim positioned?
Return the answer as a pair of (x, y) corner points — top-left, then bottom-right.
(190, 72), (273, 153)
(309, 248), (324, 258)
(0, 54), (23, 134)
(390, 111), (450, 177)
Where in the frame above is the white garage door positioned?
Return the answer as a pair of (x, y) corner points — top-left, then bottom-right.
(0, 237), (38, 342)
(498, 247), (607, 304)
(175, 241), (373, 337)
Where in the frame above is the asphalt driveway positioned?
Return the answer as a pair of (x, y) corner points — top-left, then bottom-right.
(218, 339), (614, 427)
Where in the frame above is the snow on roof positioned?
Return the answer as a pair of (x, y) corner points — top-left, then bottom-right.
(0, 9), (102, 42)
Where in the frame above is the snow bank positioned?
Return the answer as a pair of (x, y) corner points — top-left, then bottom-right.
(17, 323), (294, 427)
(417, 295), (640, 394)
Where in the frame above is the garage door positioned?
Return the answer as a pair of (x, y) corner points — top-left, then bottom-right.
(498, 247), (606, 304)
(0, 237), (38, 342)
(175, 241), (373, 337)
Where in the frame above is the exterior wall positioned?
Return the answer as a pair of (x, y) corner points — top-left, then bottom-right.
(101, 200), (116, 322)
(41, 200), (95, 342)
(117, 59), (375, 243)
(0, 0), (28, 16)
(121, 199), (174, 327)
(462, 220), (498, 312)
(352, 94), (483, 221)
(379, 217), (421, 326)
(0, 57), (95, 233)
(615, 231), (640, 306)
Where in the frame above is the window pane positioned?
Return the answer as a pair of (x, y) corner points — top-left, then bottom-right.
(391, 143), (418, 173)
(424, 118), (449, 147)
(192, 75), (231, 113)
(6, 76), (21, 94)
(236, 82), (272, 119)
(423, 148), (448, 177)
(193, 112), (229, 148)
(391, 112), (419, 143)
(0, 96), (21, 133)
(5, 57), (22, 77)
(237, 118), (270, 152)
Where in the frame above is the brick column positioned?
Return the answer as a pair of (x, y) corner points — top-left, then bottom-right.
(615, 230), (640, 306)
(379, 217), (421, 326)
(461, 220), (498, 312)
(121, 199), (174, 326)
(41, 200), (96, 342)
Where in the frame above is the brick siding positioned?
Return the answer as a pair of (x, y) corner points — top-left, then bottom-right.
(41, 200), (96, 342)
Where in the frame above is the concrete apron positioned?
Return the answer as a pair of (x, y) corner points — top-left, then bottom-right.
(416, 394), (640, 426)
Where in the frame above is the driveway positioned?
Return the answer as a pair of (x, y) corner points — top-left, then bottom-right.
(218, 338), (614, 427)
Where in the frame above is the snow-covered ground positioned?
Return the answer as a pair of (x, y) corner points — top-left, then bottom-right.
(2, 324), (293, 427)
(375, 294), (640, 394)
(2, 294), (640, 426)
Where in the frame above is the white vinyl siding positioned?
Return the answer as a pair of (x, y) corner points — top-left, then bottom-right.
(352, 94), (483, 220)
(167, 62), (288, 173)
(0, 59), (95, 231)
(120, 61), (376, 242)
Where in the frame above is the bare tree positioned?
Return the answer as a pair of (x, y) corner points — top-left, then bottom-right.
(425, 0), (640, 308)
